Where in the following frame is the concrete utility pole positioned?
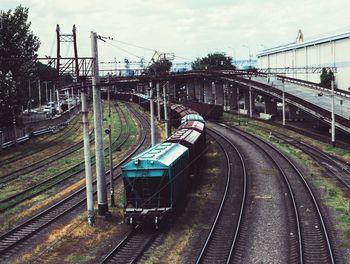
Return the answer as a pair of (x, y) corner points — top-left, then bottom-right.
(0, 131), (3, 148)
(38, 80), (41, 110)
(237, 87), (240, 126)
(163, 82), (170, 138)
(331, 78), (335, 147)
(106, 125), (115, 207)
(91, 31), (108, 216)
(12, 110), (17, 144)
(56, 89), (60, 113)
(223, 83), (227, 111)
(28, 80), (31, 102)
(156, 82), (161, 120)
(282, 79), (286, 126)
(80, 80), (95, 226)
(107, 76), (111, 117)
(68, 88), (71, 113)
(186, 84), (189, 101)
(249, 77), (252, 118)
(149, 85), (156, 146)
(45, 82), (48, 104)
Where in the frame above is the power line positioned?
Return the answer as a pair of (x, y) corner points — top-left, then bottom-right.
(111, 38), (157, 53)
(101, 40), (143, 59)
(109, 38), (193, 61)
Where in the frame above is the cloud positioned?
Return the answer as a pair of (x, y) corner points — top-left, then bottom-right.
(3, 0), (350, 63)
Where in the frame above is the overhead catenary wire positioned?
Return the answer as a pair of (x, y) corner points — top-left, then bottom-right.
(108, 38), (193, 61)
(101, 40), (144, 60)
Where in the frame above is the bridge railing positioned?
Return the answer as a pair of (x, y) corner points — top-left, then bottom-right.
(229, 76), (350, 133)
(276, 75), (350, 99)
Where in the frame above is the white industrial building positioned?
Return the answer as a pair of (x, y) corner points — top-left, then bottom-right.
(257, 31), (350, 91)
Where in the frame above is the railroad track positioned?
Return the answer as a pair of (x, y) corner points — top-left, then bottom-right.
(195, 127), (247, 264)
(218, 122), (336, 263)
(0, 102), (151, 262)
(0, 104), (127, 212)
(250, 123), (350, 190)
(0, 112), (82, 167)
(101, 226), (158, 264)
(0, 132), (94, 186)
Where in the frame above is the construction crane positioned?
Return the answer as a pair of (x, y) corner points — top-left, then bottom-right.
(142, 51), (175, 74)
(146, 51), (175, 68)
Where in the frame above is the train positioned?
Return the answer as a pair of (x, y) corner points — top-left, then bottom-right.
(116, 92), (208, 228)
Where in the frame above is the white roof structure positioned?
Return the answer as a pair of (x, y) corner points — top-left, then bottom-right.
(257, 31), (350, 57)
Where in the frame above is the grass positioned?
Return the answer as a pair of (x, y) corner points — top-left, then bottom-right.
(223, 112), (350, 162)
(325, 145), (350, 160)
(141, 139), (223, 263)
(16, 209), (125, 264)
(7, 102), (151, 263)
(0, 103), (124, 204)
(6, 102), (140, 257)
(222, 111), (350, 250)
(66, 255), (93, 263)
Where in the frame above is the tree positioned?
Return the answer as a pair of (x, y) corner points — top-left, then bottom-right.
(147, 59), (172, 75)
(191, 52), (235, 71)
(0, 72), (19, 127)
(0, 6), (40, 127)
(320, 68), (335, 89)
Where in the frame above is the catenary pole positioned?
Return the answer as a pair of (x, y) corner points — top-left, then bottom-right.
(163, 81), (170, 138)
(156, 82), (161, 120)
(91, 31), (108, 215)
(56, 89), (60, 113)
(38, 80), (41, 110)
(237, 87), (240, 126)
(331, 78), (335, 147)
(107, 124), (115, 207)
(150, 84), (156, 146)
(249, 76), (252, 118)
(282, 78), (286, 126)
(81, 79), (95, 226)
(45, 81), (48, 104)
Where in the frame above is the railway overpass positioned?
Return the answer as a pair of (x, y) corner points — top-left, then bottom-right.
(97, 70), (350, 139)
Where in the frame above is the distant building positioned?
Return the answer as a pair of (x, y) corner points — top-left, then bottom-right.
(257, 31), (350, 91)
(233, 59), (257, 70)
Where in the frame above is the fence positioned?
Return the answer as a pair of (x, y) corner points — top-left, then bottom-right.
(0, 104), (81, 149)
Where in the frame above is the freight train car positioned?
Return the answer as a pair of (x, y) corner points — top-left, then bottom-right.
(165, 128), (205, 173)
(170, 104), (198, 127)
(122, 143), (189, 228)
(181, 113), (205, 125)
(183, 101), (223, 120)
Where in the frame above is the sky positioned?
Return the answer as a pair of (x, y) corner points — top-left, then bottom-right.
(2, 0), (350, 67)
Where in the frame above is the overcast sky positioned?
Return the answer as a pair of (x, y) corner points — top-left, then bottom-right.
(2, 0), (350, 66)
